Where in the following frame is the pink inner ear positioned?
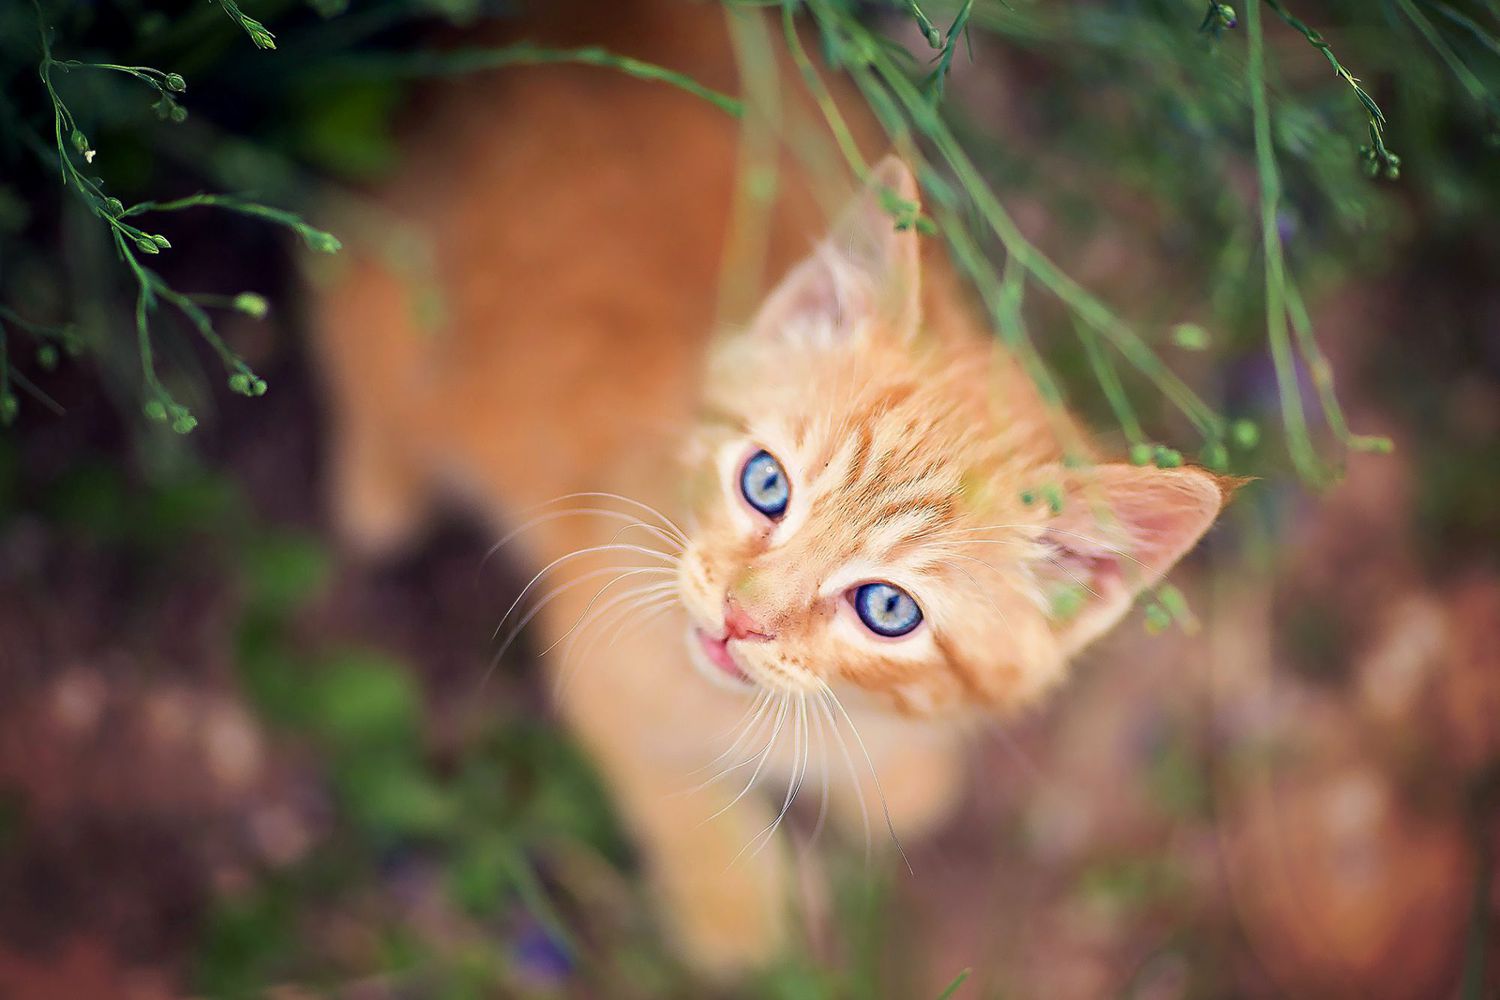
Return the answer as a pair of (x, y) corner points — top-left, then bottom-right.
(1036, 464), (1226, 651)
(747, 157), (923, 342)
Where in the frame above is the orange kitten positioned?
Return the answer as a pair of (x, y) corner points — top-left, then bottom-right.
(315, 0), (1227, 974)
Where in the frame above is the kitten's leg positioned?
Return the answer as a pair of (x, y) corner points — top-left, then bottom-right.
(550, 611), (793, 975)
(326, 414), (429, 556)
(317, 257), (432, 557)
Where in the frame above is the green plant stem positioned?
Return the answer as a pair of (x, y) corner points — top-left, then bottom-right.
(333, 43), (744, 118)
(1077, 318), (1146, 446)
(1246, 0), (1325, 484)
(1261, 0), (1393, 161)
(783, 3), (868, 175)
(805, 0), (1224, 440)
(1391, 0), (1495, 106)
(122, 193), (341, 252)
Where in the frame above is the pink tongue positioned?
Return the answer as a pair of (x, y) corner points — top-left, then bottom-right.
(697, 630), (749, 681)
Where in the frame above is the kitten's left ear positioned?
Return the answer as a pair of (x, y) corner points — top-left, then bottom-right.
(1032, 463), (1230, 655)
(751, 156), (922, 342)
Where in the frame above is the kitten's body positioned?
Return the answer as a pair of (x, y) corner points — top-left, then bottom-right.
(317, 0), (1225, 973)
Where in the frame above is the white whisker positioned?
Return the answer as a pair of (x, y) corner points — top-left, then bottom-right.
(704, 694), (789, 827)
(821, 683), (911, 874)
(492, 542), (678, 643)
(816, 691), (869, 861)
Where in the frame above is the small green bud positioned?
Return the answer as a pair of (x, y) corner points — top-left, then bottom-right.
(70, 129), (89, 154)
(0, 395), (16, 426)
(1171, 323), (1209, 350)
(232, 292), (269, 319)
(104, 197), (124, 216)
(1153, 446), (1183, 469)
(251, 377), (267, 397)
(228, 373), (251, 395)
(301, 229), (342, 254)
(1201, 442), (1228, 471)
(1231, 419), (1260, 449)
(171, 412), (197, 434)
(164, 73), (187, 92)
(169, 103), (188, 124)
(1050, 585), (1086, 622)
(1158, 585), (1189, 622)
(136, 238), (160, 254)
(1351, 434), (1395, 454)
(144, 399), (168, 422)
(1129, 442), (1154, 466)
(150, 234), (171, 249)
(1144, 602), (1171, 635)
(37, 344), (59, 371)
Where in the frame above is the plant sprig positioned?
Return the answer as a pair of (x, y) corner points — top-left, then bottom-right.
(1260, 0), (1401, 179)
(214, 0), (276, 50)
(1246, 0), (1391, 484)
(17, 1), (337, 432)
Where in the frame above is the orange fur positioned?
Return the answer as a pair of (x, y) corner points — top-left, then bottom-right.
(315, 0), (1228, 975)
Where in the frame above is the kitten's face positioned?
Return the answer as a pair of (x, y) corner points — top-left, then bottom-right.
(674, 159), (1225, 717)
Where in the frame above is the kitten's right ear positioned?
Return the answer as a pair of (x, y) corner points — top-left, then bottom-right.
(750, 156), (922, 343)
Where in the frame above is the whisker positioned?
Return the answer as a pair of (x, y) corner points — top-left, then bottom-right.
(493, 566), (670, 663)
(821, 683), (912, 874)
(553, 590), (678, 699)
(816, 691), (870, 861)
(736, 693), (810, 864)
(537, 575), (677, 657)
(492, 542), (678, 642)
(543, 491), (690, 546)
(480, 566), (669, 691)
(810, 697), (831, 845)
(693, 689), (775, 776)
(703, 694), (789, 827)
(482, 506), (683, 573)
(597, 591), (679, 650)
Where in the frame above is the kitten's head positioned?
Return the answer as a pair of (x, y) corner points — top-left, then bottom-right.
(676, 158), (1227, 716)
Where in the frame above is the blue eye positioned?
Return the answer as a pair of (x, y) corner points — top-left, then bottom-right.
(740, 449), (790, 518)
(853, 582), (923, 638)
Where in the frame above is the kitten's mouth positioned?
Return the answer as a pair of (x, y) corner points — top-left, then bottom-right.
(687, 627), (754, 689)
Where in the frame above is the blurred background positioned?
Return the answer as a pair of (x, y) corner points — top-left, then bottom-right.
(0, 0), (1497, 997)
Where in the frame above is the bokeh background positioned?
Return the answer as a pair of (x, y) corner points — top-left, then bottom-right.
(1, 0), (1497, 997)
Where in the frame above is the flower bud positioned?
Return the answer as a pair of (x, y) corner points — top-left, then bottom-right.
(232, 292), (269, 319)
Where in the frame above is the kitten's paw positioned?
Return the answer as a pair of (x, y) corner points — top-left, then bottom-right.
(328, 445), (428, 558)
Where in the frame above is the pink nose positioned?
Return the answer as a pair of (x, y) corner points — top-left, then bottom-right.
(723, 596), (772, 641)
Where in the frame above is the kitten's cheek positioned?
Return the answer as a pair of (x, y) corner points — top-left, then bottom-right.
(675, 550), (721, 630)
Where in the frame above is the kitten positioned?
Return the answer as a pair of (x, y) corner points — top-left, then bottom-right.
(315, 0), (1227, 974)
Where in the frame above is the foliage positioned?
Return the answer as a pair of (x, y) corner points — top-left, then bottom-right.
(3, 0), (1499, 485)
